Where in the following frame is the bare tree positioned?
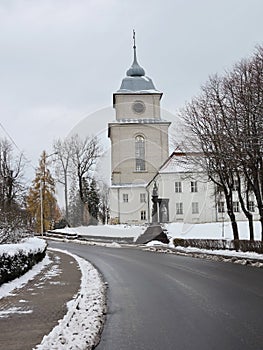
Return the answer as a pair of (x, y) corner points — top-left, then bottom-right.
(70, 134), (101, 225)
(181, 46), (263, 242)
(53, 138), (72, 224)
(0, 139), (25, 209)
(0, 138), (27, 243)
(181, 75), (240, 241)
(222, 46), (263, 240)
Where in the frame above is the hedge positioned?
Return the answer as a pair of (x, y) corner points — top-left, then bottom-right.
(0, 239), (47, 285)
(173, 238), (263, 254)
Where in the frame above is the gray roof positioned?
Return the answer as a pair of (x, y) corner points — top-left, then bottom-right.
(117, 45), (159, 93)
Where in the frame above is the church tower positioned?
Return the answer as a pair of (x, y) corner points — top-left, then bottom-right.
(108, 32), (171, 224)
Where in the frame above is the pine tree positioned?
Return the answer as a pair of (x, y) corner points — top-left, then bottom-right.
(68, 179), (82, 227)
(27, 151), (60, 233)
(87, 178), (100, 225)
(99, 182), (109, 225)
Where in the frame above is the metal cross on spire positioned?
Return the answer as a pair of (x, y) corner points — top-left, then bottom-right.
(126, 29), (145, 77)
(133, 29), (136, 49)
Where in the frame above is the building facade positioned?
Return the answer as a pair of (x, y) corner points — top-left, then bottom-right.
(108, 36), (258, 226)
(147, 151), (260, 224)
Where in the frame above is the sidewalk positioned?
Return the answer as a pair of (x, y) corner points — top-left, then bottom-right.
(0, 250), (82, 350)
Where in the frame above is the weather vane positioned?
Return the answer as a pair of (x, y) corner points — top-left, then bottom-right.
(133, 29), (136, 49)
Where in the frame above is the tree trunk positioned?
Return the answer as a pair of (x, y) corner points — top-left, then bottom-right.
(225, 192), (239, 241)
(259, 216), (263, 241)
(64, 172), (69, 224)
(253, 185), (263, 241)
(236, 180), (254, 240)
(248, 216), (254, 241)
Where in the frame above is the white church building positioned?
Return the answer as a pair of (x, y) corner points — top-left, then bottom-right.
(108, 36), (259, 225)
(108, 35), (170, 224)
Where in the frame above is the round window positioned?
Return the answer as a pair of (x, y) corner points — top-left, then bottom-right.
(132, 100), (145, 114)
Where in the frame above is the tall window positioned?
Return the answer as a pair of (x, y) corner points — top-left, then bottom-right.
(140, 193), (146, 203)
(192, 202), (199, 214)
(175, 181), (182, 193)
(233, 179), (239, 191)
(176, 202), (183, 215)
(233, 201), (239, 212)
(248, 201), (255, 212)
(135, 135), (145, 171)
(141, 210), (146, 220)
(123, 194), (128, 203)
(218, 202), (225, 213)
(191, 181), (198, 192)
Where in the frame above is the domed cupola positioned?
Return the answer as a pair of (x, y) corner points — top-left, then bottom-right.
(118, 31), (158, 93)
(126, 39), (145, 77)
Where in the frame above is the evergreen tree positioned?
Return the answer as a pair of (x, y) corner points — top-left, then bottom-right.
(68, 179), (82, 227)
(87, 178), (100, 225)
(98, 182), (109, 225)
(27, 151), (60, 233)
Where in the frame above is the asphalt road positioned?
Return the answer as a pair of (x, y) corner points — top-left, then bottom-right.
(50, 241), (263, 350)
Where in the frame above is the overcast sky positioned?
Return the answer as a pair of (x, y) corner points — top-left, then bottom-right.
(0, 0), (263, 180)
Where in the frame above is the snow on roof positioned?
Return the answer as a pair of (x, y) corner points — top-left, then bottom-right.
(110, 183), (147, 188)
(118, 75), (158, 93)
(159, 152), (203, 174)
(109, 119), (170, 125)
(116, 88), (160, 94)
(119, 118), (166, 123)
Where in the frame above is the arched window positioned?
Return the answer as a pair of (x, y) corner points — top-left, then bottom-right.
(135, 135), (145, 171)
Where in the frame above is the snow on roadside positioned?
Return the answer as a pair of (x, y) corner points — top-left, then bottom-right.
(165, 221), (262, 240)
(144, 241), (263, 266)
(0, 237), (47, 257)
(34, 248), (106, 350)
(52, 221), (262, 242)
(52, 224), (144, 239)
(0, 254), (51, 300)
(174, 245), (263, 261)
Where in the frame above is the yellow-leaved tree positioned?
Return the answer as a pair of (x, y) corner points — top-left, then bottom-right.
(27, 151), (60, 233)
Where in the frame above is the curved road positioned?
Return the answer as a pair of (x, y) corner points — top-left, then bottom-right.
(50, 241), (263, 350)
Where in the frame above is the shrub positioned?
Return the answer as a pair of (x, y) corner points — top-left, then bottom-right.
(173, 238), (263, 253)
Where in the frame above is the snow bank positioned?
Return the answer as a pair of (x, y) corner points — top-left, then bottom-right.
(52, 221), (262, 242)
(0, 237), (47, 285)
(175, 246), (263, 261)
(0, 255), (51, 300)
(52, 224), (144, 239)
(165, 221), (262, 240)
(0, 237), (47, 258)
(35, 249), (106, 350)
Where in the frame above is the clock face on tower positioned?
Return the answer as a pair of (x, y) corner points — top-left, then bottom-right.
(132, 100), (146, 114)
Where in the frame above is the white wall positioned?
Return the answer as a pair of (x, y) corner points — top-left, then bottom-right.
(147, 171), (260, 224)
(109, 186), (148, 224)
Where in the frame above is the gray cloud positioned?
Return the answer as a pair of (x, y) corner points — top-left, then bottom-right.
(0, 0), (262, 179)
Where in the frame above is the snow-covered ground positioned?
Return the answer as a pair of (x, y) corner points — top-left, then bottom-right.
(52, 220), (262, 241)
(52, 224), (145, 240)
(165, 221), (262, 240)
(1, 222), (262, 349)
(0, 237), (46, 258)
(34, 248), (106, 350)
(0, 254), (51, 300)
(0, 245), (106, 350)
